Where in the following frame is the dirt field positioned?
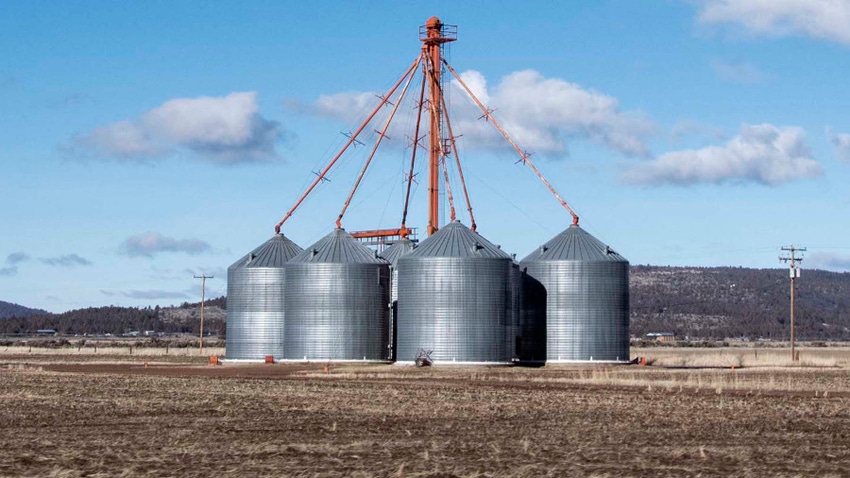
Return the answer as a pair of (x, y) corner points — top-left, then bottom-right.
(2, 349), (850, 477)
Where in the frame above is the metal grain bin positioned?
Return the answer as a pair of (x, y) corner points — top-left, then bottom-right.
(283, 228), (390, 362)
(521, 225), (629, 363)
(380, 238), (416, 304)
(226, 234), (303, 361)
(379, 238), (416, 361)
(396, 221), (513, 365)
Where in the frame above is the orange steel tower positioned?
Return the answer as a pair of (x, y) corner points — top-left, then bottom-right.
(421, 17), (456, 236)
(274, 17), (577, 240)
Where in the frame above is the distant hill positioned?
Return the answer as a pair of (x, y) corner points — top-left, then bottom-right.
(0, 300), (48, 319)
(630, 266), (850, 341)
(0, 297), (226, 336)
(3, 266), (850, 341)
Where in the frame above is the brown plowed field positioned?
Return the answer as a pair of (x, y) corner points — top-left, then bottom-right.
(1, 353), (849, 477)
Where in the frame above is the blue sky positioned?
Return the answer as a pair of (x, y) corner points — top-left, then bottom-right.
(3, 1), (850, 312)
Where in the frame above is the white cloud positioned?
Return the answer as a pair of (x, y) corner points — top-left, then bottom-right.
(73, 92), (282, 164)
(293, 69), (655, 158)
(457, 70), (491, 105)
(698, 0), (850, 45)
(710, 59), (768, 83)
(827, 128), (850, 163)
(120, 232), (211, 258)
(2, 251), (91, 272)
(451, 70), (656, 157)
(670, 120), (726, 142)
(82, 120), (164, 158)
(310, 91), (381, 125)
(39, 254), (92, 267)
(807, 252), (850, 271)
(623, 124), (822, 186)
(5, 252), (30, 265)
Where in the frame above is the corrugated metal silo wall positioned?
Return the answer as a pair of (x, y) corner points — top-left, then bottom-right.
(391, 268), (399, 304)
(390, 267), (399, 361)
(283, 263), (390, 361)
(396, 257), (512, 363)
(518, 270), (547, 363)
(226, 267), (286, 360)
(524, 260), (629, 362)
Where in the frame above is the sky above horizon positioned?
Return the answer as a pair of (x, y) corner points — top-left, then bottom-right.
(3, 1), (850, 312)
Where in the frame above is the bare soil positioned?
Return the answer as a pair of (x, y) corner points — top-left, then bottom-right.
(1, 354), (849, 477)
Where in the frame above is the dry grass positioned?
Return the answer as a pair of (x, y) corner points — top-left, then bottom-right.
(299, 365), (850, 395)
(635, 346), (850, 368)
(1, 350), (850, 477)
(0, 345), (226, 358)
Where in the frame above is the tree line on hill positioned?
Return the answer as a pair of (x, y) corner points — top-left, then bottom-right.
(2, 266), (850, 340)
(630, 266), (850, 340)
(0, 300), (47, 319)
(0, 297), (226, 336)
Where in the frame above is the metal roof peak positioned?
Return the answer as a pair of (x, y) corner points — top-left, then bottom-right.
(404, 220), (511, 259)
(289, 228), (388, 264)
(521, 225), (627, 263)
(228, 233), (304, 270)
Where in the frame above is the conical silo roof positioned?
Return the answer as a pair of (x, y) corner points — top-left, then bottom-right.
(288, 228), (387, 264)
(229, 234), (304, 269)
(379, 238), (416, 265)
(405, 221), (511, 259)
(521, 224), (626, 263)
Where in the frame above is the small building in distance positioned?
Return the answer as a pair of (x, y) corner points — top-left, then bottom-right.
(646, 332), (675, 343)
(36, 329), (57, 336)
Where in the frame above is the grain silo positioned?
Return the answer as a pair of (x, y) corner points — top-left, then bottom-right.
(396, 221), (513, 365)
(379, 238), (416, 361)
(283, 228), (390, 362)
(226, 234), (303, 361)
(380, 238), (416, 304)
(521, 224), (629, 363)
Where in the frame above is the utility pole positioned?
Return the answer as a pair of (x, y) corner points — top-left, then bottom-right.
(779, 246), (805, 361)
(194, 274), (213, 355)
